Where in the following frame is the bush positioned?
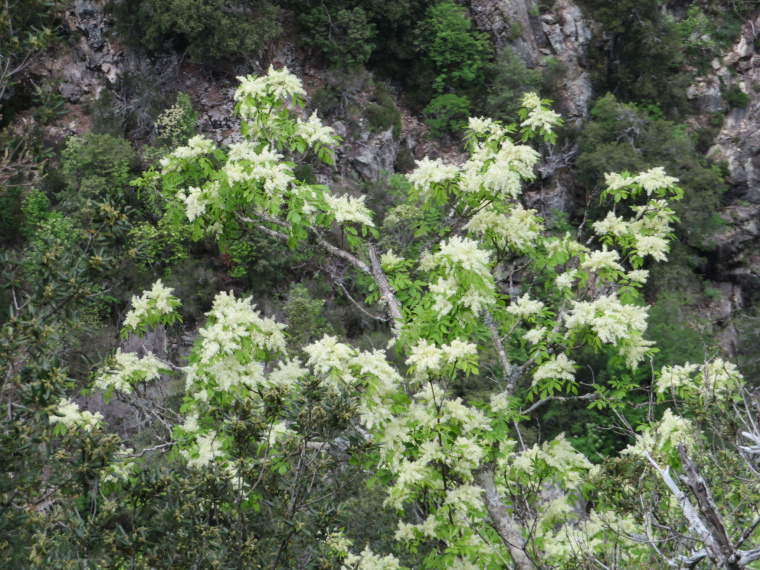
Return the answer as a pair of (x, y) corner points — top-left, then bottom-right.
(724, 85), (750, 109)
(110, 0), (281, 61)
(153, 93), (197, 149)
(424, 94), (472, 138)
(484, 49), (542, 122)
(366, 82), (402, 138)
(298, 6), (376, 68)
(414, 0), (492, 95)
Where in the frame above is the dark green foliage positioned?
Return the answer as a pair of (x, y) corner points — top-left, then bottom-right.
(109, 0), (281, 61)
(423, 93), (472, 137)
(724, 85), (750, 109)
(61, 133), (135, 193)
(646, 290), (709, 369)
(0, 186), (24, 245)
(298, 6), (377, 68)
(153, 92), (198, 149)
(366, 82), (402, 138)
(414, 0), (491, 95)
(484, 48), (542, 122)
(284, 283), (334, 347)
(581, 0), (689, 114)
(223, 229), (309, 294)
(577, 94), (726, 249)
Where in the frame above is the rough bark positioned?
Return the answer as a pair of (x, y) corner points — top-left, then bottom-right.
(473, 467), (535, 570)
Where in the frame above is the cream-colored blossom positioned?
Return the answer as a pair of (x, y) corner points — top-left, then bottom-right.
(524, 326), (547, 344)
(581, 247), (625, 273)
(627, 269), (649, 283)
(123, 279), (178, 330)
(555, 270), (577, 290)
(635, 167), (678, 194)
(296, 112), (336, 146)
(408, 157), (460, 194)
(464, 204), (543, 252)
(324, 194), (374, 226)
(593, 211), (629, 236)
(49, 399), (103, 432)
(182, 430), (224, 468)
(622, 409), (695, 458)
(304, 335), (355, 377)
(604, 172), (634, 192)
(634, 234), (669, 261)
(506, 293), (544, 318)
(96, 349), (165, 393)
(380, 249), (404, 270)
(533, 354), (575, 385)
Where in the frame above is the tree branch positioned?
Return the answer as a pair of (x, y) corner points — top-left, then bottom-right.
(473, 466), (535, 570)
(237, 212), (404, 329)
(677, 445), (743, 569)
(644, 450), (722, 567)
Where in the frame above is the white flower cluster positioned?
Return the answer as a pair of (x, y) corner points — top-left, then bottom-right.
(541, 510), (644, 566)
(580, 246), (624, 273)
(95, 349), (165, 393)
(592, 211), (628, 237)
(523, 327), (546, 344)
(565, 293), (646, 340)
(508, 434), (592, 488)
(195, 291), (287, 366)
(634, 167), (679, 195)
(410, 124), (539, 201)
(407, 157), (460, 195)
(604, 168), (678, 195)
(234, 66), (306, 119)
(564, 293), (654, 367)
(506, 293), (544, 318)
(304, 335), (355, 378)
(520, 92), (562, 133)
(406, 339), (478, 381)
(555, 269), (578, 290)
(532, 354), (575, 386)
(324, 194), (374, 226)
(49, 399), (103, 432)
(325, 530), (403, 569)
(160, 135), (216, 173)
(593, 174), (678, 262)
(181, 430), (225, 469)
(656, 358), (742, 400)
(467, 116), (505, 136)
(222, 146), (294, 198)
(296, 112), (336, 146)
(101, 446), (137, 483)
(421, 237), (496, 317)
(123, 280), (178, 331)
(622, 408), (695, 458)
(379, 249), (404, 270)
(464, 204), (543, 252)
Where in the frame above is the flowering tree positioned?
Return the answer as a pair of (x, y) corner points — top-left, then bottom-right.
(71, 67), (760, 568)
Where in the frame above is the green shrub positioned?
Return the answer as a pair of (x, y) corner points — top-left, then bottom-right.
(110, 0), (281, 61)
(582, 0), (689, 115)
(424, 94), (472, 138)
(153, 93), (197, 148)
(298, 6), (376, 68)
(724, 86), (750, 109)
(414, 1), (492, 95)
(61, 133), (135, 192)
(284, 283), (333, 348)
(366, 82), (402, 138)
(485, 48), (541, 122)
